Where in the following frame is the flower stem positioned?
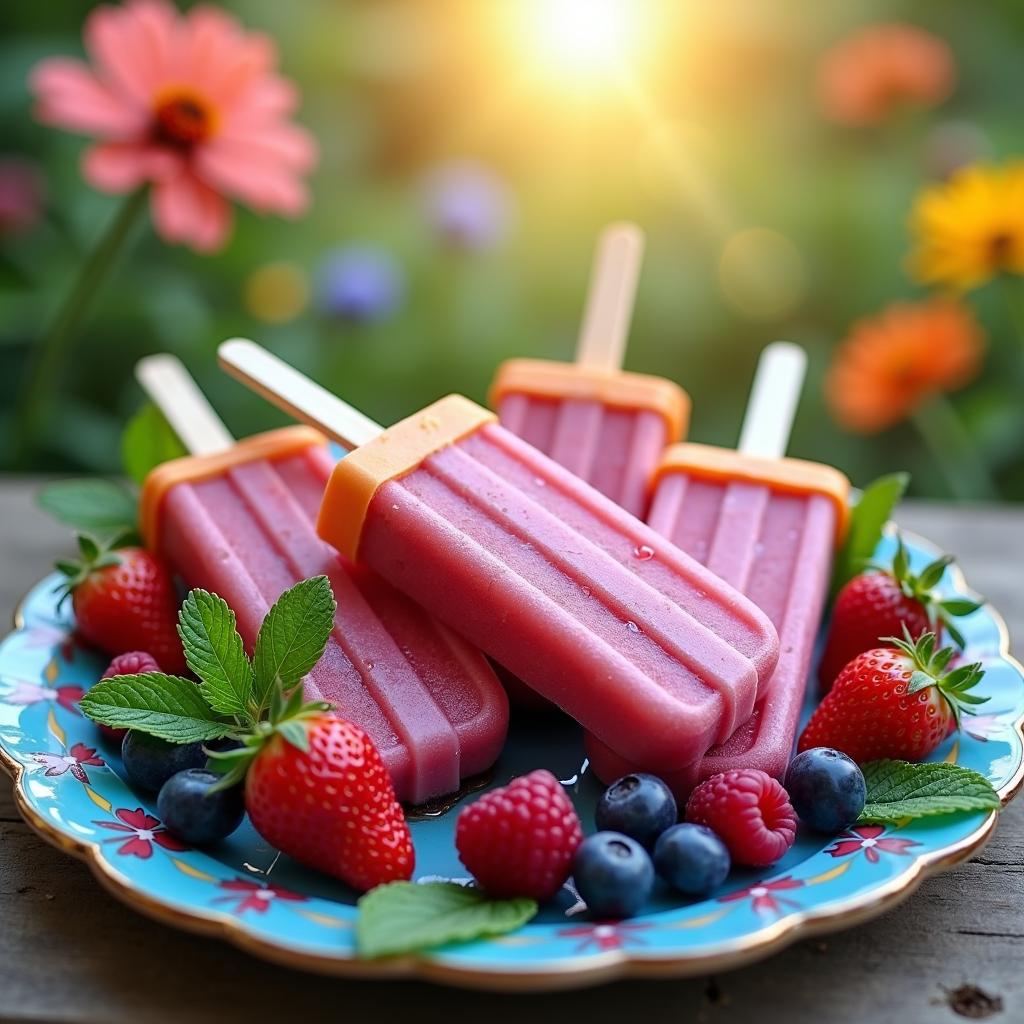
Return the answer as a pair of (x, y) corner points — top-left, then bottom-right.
(12, 188), (148, 466)
(911, 394), (999, 501)
(998, 274), (1024, 352)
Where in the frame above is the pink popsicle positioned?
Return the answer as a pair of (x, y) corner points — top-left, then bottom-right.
(217, 340), (781, 771)
(490, 224), (689, 518)
(136, 356), (508, 805)
(585, 343), (851, 798)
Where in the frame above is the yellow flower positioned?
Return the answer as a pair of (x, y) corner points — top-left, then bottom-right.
(909, 162), (1024, 290)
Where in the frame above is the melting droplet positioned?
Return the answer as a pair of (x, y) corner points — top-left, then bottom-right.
(391, 503), (400, 511)
(533, 476), (546, 487)
(580, 586), (592, 598)
(633, 544), (655, 561)
(626, 620), (640, 633)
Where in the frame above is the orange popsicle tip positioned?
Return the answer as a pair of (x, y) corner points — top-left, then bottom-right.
(653, 444), (852, 546)
(140, 426), (328, 549)
(489, 358), (690, 443)
(317, 396), (496, 561)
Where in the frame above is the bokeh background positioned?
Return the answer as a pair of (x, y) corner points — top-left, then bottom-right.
(2, 0), (1023, 500)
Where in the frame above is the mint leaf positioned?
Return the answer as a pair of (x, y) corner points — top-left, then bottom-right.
(858, 759), (1000, 823)
(356, 883), (537, 959)
(178, 589), (254, 718)
(80, 673), (232, 744)
(121, 403), (188, 485)
(832, 472), (910, 598)
(37, 479), (138, 540)
(252, 577), (336, 714)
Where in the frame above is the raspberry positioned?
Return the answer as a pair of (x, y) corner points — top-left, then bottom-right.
(96, 652), (161, 742)
(456, 769), (583, 902)
(686, 769), (797, 868)
(102, 651), (161, 678)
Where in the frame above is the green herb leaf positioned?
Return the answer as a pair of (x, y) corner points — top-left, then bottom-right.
(252, 576), (336, 714)
(37, 479), (138, 540)
(941, 599), (983, 617)
(356, 883), (537, 959)
(858, 759), (1000, 824)
(80, 673), (232, 744)
(178, 589), (254, 718)
(831, 472), (910, 598)
(121, 403), (188, 485)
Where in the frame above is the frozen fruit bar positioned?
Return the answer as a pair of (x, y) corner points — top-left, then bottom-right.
(135, 355), (507, 805)
(218, 340), (780, 770)
(585, 343), (850, 798)
(490, 224), (688, 518)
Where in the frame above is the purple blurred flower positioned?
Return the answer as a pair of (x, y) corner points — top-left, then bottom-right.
(424, 161), (512, 251)
(316, 245), (404, 323)
(0, 157), (45, 237)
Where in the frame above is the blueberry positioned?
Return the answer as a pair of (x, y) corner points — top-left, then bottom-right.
(121, 731), (206, 793)
(785, 747), (867, 833)
(157, 769), (245, 845)
(572, 832), (654, 918)
(653, 823), (731, 896)
(595, 773), (677, 848)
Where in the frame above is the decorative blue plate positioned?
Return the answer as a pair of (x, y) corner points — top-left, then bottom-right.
(1, 529), (1022, 991)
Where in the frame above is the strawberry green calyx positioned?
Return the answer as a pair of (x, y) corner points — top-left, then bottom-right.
(54, 533), (127, 606)
(885, 629), (988, 728)
(205, 685), (332, 791)
(878, 535), (982, 648)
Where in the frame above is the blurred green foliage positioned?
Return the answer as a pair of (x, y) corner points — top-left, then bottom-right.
(1, 0), (1023, 499)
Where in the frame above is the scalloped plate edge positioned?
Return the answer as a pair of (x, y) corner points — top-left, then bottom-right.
(2, 526), (1022, 992)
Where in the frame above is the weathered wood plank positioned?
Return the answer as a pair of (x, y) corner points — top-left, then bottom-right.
(0, 484), (1020, 1023)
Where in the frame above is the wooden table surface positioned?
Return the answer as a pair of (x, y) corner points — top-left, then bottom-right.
(0, 480), (1020, 1024)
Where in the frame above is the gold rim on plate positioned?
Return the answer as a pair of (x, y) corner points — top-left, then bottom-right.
(2, 527), (1022, 991)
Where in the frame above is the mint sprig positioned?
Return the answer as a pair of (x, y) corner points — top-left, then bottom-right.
(356, 883), (538, 959)
(858, 759), (1000, 824)
(37, 479), (139, 542)
(121, 403), (188, 485)
(79, 576), (337, 760)
(80, 673), (232, 744)
(253, 576), (338, 716)
(831, 472), (909, 598)
(179, 589), (255, 719)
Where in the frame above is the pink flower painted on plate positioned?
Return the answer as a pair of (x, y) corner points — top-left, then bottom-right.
(212, 878), (308, 915)
(29, 0), (316, 252)
(31, 742), (105, 784)
(4, 680), (85, 714)
(556, 921), (650, 953)
(719, 876), (804, 915)
(826, 825), (920, 864)
(94, 807), (189, 858)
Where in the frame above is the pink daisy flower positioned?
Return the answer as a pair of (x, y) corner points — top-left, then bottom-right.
(29, 0), (316, 252)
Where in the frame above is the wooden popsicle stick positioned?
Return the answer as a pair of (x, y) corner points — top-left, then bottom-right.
(217, 338), (384, 450)
(736, 341), (808, 461)
(574, 222), (646, 372)
(135, 354), (235, 457)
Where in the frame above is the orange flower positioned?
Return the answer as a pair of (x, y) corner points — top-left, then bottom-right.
(826, 299), (984, 433)
(817, 24), (955, 126)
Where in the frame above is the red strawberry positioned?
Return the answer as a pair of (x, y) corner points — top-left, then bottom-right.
(800, 632), (986, 763)
(455, 769), (582, 902)
(819, 537), (980, 692)
(244, 714), (414, 892)
(57, 535), (186, 674)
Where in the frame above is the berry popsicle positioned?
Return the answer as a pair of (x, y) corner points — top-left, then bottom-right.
(489, 224), (689, 518)
(135, 355), (508, 804)
(217, 340), (780, 769)
(586, 343), (851, 798)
